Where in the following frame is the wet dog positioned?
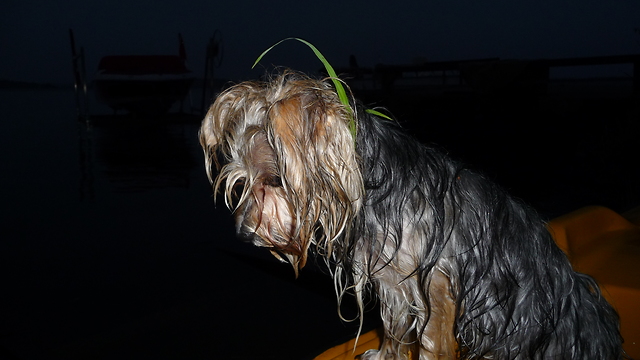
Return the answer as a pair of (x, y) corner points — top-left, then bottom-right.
(200, 71), (623, 359)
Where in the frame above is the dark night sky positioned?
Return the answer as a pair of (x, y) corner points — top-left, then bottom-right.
(1, 2), (640, 359)
(2, 0), (639, 85)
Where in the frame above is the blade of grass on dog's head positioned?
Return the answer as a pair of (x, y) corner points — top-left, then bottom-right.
(252, 38), (350, 113)
(365, 109), (392, 121)
(253, 38), (356, 141)
(252, 38), (338, 77)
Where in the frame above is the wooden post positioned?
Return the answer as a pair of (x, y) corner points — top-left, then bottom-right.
(634, 60), (639, 94)
(69, 29), (89, 120)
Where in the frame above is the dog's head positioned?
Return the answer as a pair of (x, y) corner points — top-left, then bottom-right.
(200, 71), (364, 275)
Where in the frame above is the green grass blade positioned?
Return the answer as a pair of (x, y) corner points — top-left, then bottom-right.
(252, 38), (356, 140)
(252, 38), (291, 69)
(365, 109), (392, 121)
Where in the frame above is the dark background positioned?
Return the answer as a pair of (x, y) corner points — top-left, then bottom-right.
(1, 1), (639, 359)
(2, 0), (639, 85)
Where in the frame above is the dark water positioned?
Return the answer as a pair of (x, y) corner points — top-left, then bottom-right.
(383, 91), (640, 219)
(0, 89), (367, 360)
(0, 88), (638, 359)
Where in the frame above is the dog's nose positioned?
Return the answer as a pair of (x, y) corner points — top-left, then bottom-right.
(235, 221), (255, 242)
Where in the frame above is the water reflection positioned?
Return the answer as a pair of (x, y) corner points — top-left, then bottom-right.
(78, 114), (200, 196)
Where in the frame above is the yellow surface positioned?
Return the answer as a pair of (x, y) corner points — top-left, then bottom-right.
(313, 329), (381, 360)
(313, 206), (640, 360)
(547, 206), (640, 359)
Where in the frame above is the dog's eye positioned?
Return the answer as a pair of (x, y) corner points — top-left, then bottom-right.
(232, 178), (246, 194)
(264, 175), (282, 187)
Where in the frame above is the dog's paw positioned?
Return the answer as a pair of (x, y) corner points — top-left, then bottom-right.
(357, 348), (413, 360)
(357, 349), (382, 360)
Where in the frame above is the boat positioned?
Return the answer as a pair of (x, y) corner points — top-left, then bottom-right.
(93, 35), (195, 114)
(314, 206), (640, 359)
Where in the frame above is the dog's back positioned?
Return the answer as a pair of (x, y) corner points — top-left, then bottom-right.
(355, 109), (624, 359)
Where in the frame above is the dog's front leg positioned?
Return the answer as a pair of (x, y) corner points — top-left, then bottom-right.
(415, 269), (458, 360)
(363, 269), (457, 360)
(359, 336), (415, 360)
(360, 274), (419, 360)
(360, 278), (458, 360)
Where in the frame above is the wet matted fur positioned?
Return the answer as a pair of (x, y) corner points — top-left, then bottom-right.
(199, 71), (624, 359)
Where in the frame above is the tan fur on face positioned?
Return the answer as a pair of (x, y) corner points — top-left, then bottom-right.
(199, 72), (364, 274)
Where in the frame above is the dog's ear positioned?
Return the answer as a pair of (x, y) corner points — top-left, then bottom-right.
(200, 87), (236, 183)
(267, 90), (364, 265)
(200, 82), (264, 183)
